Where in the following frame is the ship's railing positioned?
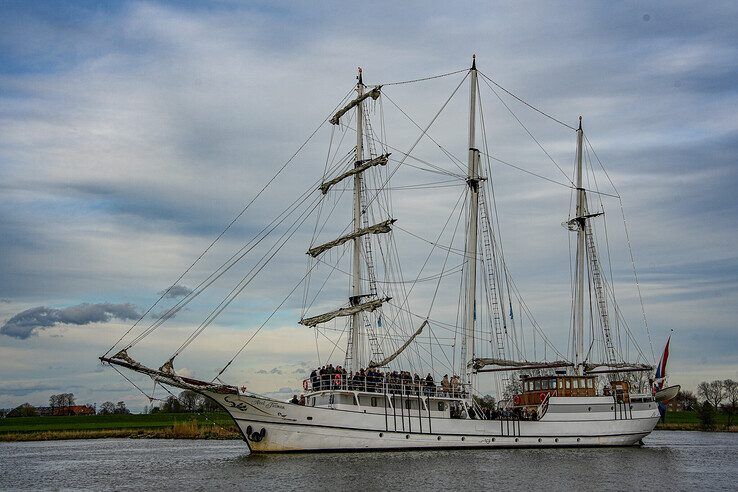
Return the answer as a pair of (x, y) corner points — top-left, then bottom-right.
(303, 375), (469, 398)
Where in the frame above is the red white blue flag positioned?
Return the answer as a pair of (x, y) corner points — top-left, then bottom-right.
(654, 336), (670, 390)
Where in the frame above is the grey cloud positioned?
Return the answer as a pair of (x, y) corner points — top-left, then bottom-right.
(158, 284), (194, 299)
(255, 369), (268, 374)
(269, 367), (283, 375)
(0, 303), (141, 339)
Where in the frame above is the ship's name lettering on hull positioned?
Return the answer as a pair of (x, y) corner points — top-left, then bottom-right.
(223, 396), (285, 413)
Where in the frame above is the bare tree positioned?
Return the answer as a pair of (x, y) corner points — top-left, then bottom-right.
(698, 380), (726, 408)
(114, 401), (130, 414)
(49, 394), (61, 409)
(675, 390), (697, 411)
(179, 390), (199, 412)
(99, 401), (115, 415)
(723, 379), (737, 426)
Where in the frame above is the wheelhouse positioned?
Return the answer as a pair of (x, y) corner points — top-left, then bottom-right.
(517, 375), (597, 406)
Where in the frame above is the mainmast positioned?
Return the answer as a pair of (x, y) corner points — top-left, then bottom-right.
(462, 56), (481, 396)
(574, 116), (586, 374)
(350, 68), (366, 372)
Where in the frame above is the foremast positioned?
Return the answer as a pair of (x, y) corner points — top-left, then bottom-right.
(302, 68), (392, 373)
(462, 56), (481, 400)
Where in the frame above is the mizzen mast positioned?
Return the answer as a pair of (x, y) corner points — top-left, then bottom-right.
(349, 68), (366, 372)
(462, 56), (481, 397)
(574, 116), (586, 373)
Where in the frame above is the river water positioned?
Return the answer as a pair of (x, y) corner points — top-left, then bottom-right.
(1, 431), (735, 491)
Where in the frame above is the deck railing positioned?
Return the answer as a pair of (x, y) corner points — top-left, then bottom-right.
(304, 375), (468, 398)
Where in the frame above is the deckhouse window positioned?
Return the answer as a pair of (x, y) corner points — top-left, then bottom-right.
(534, 381), (541, 391)
(371, 397), (378, 407)
(405, 400), (412, 410)
(438, 402), (446, 411)
(542, 380), (549, 390)
(565, 379), (571, 389)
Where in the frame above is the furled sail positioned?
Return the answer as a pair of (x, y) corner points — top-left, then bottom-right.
(320, 154), (390, 194)
(330, 86), (381, 125)
(307, 219), (396, 257)
(369, 320), (428, 368)
(299, 297), (390, 327)
(472, 357), (573, 371)
(583, 362), (653, 374)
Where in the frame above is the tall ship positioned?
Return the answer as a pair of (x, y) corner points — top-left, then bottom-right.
(102, 57), (664, 452)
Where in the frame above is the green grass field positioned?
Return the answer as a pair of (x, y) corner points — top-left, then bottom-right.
(0, 412), (236, 435)
(660, 410), (730, 425)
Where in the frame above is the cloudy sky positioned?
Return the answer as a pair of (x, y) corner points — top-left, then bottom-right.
(1, 1), (736, 411)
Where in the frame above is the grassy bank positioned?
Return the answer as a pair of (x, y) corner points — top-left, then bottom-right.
(0, 413), (240, 442)
(655, 411), (736, 432)
(3, 411), (735, 442)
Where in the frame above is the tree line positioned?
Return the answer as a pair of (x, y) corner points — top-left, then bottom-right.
(692, 379), (737, 430)
(147, 390), (222, 414)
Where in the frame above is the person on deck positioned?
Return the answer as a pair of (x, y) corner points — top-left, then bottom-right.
(310, 369), (318, 391)
(451, 374), (460, 397)
(290, 395), (299, 404)
(424, 374), (435, 396)
(441, 375), (450, 396)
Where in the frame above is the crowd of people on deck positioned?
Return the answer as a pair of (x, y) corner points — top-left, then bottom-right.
(305, 364), (467, 397)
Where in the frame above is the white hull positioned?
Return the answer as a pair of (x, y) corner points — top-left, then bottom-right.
(205, 391), (660, 453)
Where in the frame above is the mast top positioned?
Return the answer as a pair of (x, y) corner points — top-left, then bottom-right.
(578, 115), (583, 130)
(357, 67), (364, 86)
(471, 54), (477, 70)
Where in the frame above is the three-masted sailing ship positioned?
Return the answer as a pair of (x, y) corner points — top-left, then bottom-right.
(102, 57), (663, 452)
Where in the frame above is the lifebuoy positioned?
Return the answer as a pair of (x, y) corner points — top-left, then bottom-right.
(334, 374), (341, 387)
(303, 379), (309, 391)
(513, 394), (521, 405)
(539, 392), (547, 402)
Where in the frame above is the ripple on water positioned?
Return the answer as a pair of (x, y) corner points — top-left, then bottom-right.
(1, 431), (736, 491)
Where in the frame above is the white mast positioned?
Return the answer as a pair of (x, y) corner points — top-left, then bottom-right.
(463, 56), (480, 396)
(574, 116), (586, 374)
(349, 68), (365, 372)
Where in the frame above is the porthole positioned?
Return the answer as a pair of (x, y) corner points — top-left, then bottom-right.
(538, 438), (542, 443)
(610, 406), (614, 411)
(461, 436), (466, 441)
(379, 433), (383, 437)
(515, 438), (519, 442)
(437, 436), (441, 441)
(306, 416), (313, 421)
(577, 438), (581, 442)
(406, 434), (410, 439)
(491, 437), (495, 442)
(555, 438), (559, 443)
(587, 407), (591, 411)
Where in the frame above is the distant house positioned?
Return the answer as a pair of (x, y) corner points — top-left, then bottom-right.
(6, 403), (38, 417)
(53, 405), (96, 416)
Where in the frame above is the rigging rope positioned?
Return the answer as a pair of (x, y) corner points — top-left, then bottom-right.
(368, 68), (468, 87)
(478, 71), (578, 131)
(478, 74), (575, 187)
(105, 87), (355, 357)
(584, 134), (655, 363)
